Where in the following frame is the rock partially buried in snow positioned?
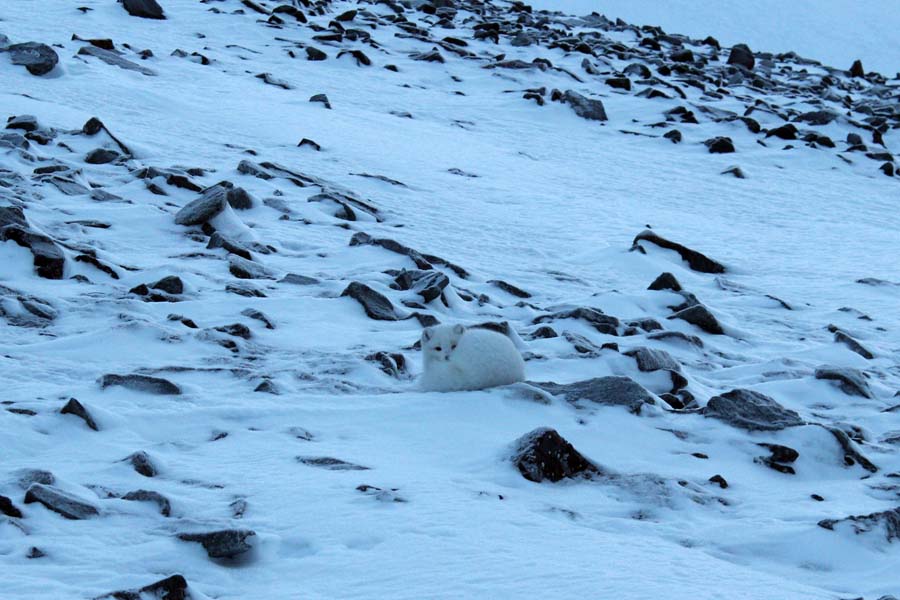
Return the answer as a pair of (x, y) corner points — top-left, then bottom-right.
(60, 398), (99, 431)
(815, 366), (873, 398)
(99, 374), (181, 395)
(6, 42), (59, 76)
(648, 272), (682, 291)
(297, 456), (370, 470)
(704, 136), (735, 154)
(126, 451), (158, 477)
(559, 90), (608, 121)
(0, 495), (23, 518)
(633, 230), (726, 273)
(24, 484), (99, 520)
(819, 507), (900, 542)
(624, 347), (681, 372)
(727, 43), (754, 70)
(341, 282), (399, 320)
(122, 0), (166, 19)
(668, 304), (724, 335)
(95, 575), (187, 600)
(178, 529), (256, 559)
(512, 427), (600, 483)
(532, 376), (656, 414)
(704, 389), (804, 431)
(121, 489), (171, 517)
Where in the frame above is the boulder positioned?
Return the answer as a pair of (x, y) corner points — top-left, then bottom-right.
(704, 136), (735, 153)
(341, 282), (399, 320)
(122, 0), (165, 19)
(60, 398), (99, 431)
(177, 529), (256, 559)
(648, 272), (682, 291)
(815, 366), (873, 398)
(24, 484), (99, 519)
(6, 42), (58, 75)
(668, 304), (724, 335)
(99, 374), (181, 395)
(512, 427), (600, 482)
(633, 230), (725, 273)
(704, 389), (803, 431)
(727, 43), (754, 70)
(532, 376), (655, 414)
(561, 90), (608, 121)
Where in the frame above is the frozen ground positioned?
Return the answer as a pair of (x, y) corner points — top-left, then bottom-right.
(1, 1), (899, 599)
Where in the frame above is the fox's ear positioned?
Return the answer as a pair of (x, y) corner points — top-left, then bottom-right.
(422, 328), (433, 341)
(453, 324), (465, 335)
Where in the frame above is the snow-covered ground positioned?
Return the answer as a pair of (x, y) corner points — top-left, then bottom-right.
(2, 1), (899, 599)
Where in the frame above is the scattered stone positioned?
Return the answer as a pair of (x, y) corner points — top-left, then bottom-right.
(649, 272), (682, 292)
(77, 46), (156, 76)
(708, 475), (728, 489)
(819, 507), (900, 542)
(797, 110), (839, 126)
(6, 42), (59, 76)
(533, 307), (619, 336)
(721, 165), (745, 178)
(214, 323), (252, 339)
(84, 148), (121, 164)
(126, 451), (158, 477)
(488, 279), (531, 298)
(704, 136), (735, 154)
(529, 326), (558, 339)
(60, 398), (99, 431)
(122, 0), (165, 19)
(280, 273), (318, 285)
(255, 72), (292, 89)
(669, 304), (724, 335)
(532, 376), (655, 414)
(624, 347), (681, 372)
(560, 90), (608, 121)
(309, 93), (332, 109)
(355, 484), (406, 503)
(0, 495), (23, 518)
(229, 256), (275, 280)
(663, 129), (682, 143)
(815, 366), (873, 398)
(825, 426), (878, 472)
(727, 43), (754, 70)
(306, 47), (327, 61)
(241, 308), (274, 329)
(704, 389), (804, 431)
(670, 48), (694, 63)
(17, 470), (55, 489)
(365, 351), (407, 378)
(392, 269), (449, 303)
(298, 138), (321, 151)
(122, 489), (171, 517)
(27, 547), (45, 559)
(297, 456), (370, 470)
(0, 206), (66, 279)
(96, 575), (188, 600)
(24, 484), (99, 520)
(829, 326), (875, 359)
(512, 427), (600, 483)
(755, 443), (799, 474)
(341, 282), (399, 320)
(849, 59), (865, 78)
(633, 230), (725, 273)
(766, 124), (798, 140)
(177, 529), (256, 559)
(6, 115), (39, 132)
(99, 374), (181, 395)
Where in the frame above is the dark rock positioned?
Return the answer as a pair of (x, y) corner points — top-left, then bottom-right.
(881, 162), (895, 177)
(766, 124), (798, 140)
(811, 494), (824, 501)
(226, 283), (266, 297)
(708, 474), (728, 489)
(84, 148), (121, 164)
(529, 326), (558, 339)
(849, 59), (865, 78)
(254, 380), (278, 394)
(365, 351), (406, 378)
(214, 323), (252, 340)
(122, 490), (171, 517)
(24, 484), (99, 520)
(623, 63), (651, 78)
(392, 269), (449, 303)
(721, 165), (746, 178)
(606, 77), (631, 91)
(830, 326), (874, 359)
(177, 529), (256, 559)
(825, 426), (878, 472)
(633, 229), (725, 273)
(532, 377), (655, 414)
(122, 0), (165, 19)
(847, 133), (864, 146)
(309, 93), (332, 109)
(0, 206), (66, 279)
(797, 110), (839, 126)
(60, 398), (99, 431)
(17, 470), (55, 489)
(704, 136), (735, 153)
(648, 272), (682, 291)
(670, 48), (693, 63)
(412, 49), (444, 63)
(7, 42), (59, 76)
(663, 129), (682, 143)
(355, 484), (406, 503)
(255, 72), (292, 89)
(0, 495), (23, 518)
(561, 90), (608, 121)
(6, 115), (39, 132)
(815, 366), (873, 398)
(280, 273), (318, 285)
(241, 308), (274, 329)
(488, 279), (531, 298)
(819, 507), (900, 541)
(350, 232), (468, 277)
(757, 443), (799, 463)
(96, 575), (187, 600)
(298, 138), (321, 151)
(341, 282), (398, 320)
(669, 304), (724, 335)
(77, 46), (156, 76)
(533, 307), (619, 336)
(208, 233), (252, 260)
(306, 47), (327, 61)
(297, 456), (369, 470)
(127, 451), (158, 477)
(174, 188), (225, 225)
(624, 347), (680, 372)
(337, 49), (371, 66)
(99, 374), (181, 395)
(704, 389), (803, 431)
(727, 43), (754, 70)
(229, 256), (274, 280)
(512, 427), (600, 483)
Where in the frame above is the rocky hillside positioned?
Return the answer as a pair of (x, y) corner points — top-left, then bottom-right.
(2, 1), (899, 598)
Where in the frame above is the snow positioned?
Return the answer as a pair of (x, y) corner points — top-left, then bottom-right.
(2, 0), (900, 599)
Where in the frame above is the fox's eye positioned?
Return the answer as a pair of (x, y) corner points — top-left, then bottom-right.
(434, 346), (442, 351)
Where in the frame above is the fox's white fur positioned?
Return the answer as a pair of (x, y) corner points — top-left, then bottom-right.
(419, 324), (526, 392)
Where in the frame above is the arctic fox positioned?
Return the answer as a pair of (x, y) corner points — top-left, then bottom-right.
(419, 324), (526, 392)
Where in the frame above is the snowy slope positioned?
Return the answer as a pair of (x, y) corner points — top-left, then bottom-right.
(2, 1), (900, 599)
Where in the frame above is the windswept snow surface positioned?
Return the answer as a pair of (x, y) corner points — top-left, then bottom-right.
(2, 1), (900, 599)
